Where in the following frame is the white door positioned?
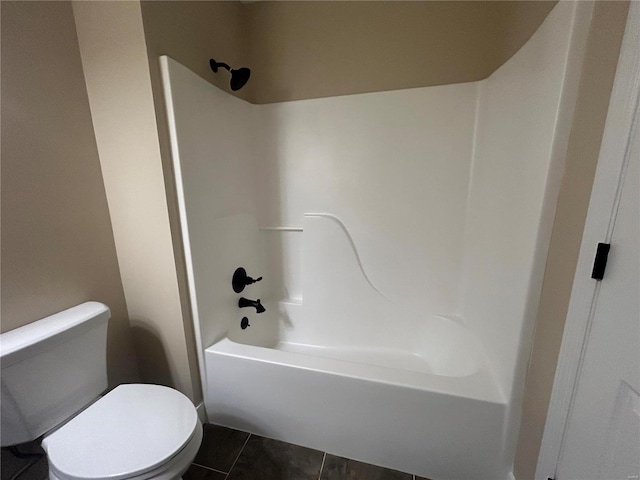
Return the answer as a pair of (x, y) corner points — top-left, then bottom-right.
(537, 4), (640, 479)
(555, 107), (639, 479)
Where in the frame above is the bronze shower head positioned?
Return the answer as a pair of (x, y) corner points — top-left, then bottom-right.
(209, 58), (251, 91)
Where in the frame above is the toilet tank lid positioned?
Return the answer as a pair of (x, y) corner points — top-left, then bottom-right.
(0, 302), (109, 366)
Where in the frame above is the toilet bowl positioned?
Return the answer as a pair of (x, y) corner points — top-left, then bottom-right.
(43, 384), (203, 480)
(0, 302), (203, 480)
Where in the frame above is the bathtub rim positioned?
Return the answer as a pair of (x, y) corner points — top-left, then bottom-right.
(206, 336), (506, 405)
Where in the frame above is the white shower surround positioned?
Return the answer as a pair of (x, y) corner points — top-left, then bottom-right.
(204, 213), (506, 480)
(160, 2), (591, 479)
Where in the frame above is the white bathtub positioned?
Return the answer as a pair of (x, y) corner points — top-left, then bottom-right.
(205, 304), (508, 480)
(203, 215), (509, 479)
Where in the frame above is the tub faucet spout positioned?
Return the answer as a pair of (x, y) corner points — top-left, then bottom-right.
(238, 297), (266, 314)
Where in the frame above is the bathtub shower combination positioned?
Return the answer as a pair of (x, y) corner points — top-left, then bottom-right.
(161, 3), (592, 479)
(206, 214), (505, 480)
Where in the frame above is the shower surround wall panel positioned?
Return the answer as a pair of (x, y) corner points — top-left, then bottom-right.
(460, 1), (589, 400)
(161, 3), (589, 478)
(254, 83), (477, 314)
(160, 57), (263, 391)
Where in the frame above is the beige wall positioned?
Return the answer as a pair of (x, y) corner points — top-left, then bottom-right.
(245, 1), (556, 103)
(140, 1), (555, 105)
(1, 1), (138, 386)
(140, 1), (248, 100)
(513, 2), (630, 479)
(73, 1), (201, 403)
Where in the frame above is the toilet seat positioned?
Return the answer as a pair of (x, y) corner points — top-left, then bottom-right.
(42, 384), (201, 480)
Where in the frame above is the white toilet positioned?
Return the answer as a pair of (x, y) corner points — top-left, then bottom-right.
(0, 302), (203, 480)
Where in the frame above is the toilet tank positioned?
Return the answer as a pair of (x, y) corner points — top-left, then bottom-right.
(0, 302), (110, 447)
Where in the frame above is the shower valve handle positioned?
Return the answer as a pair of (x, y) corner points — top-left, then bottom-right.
(232, 267), (263, 293)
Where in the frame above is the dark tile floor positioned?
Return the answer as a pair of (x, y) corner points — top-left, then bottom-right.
(187, 424), (430, 480)
(0, 424), (430, 480)
(1, 443), (48, 480)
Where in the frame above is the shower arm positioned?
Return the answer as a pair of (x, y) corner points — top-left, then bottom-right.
(210, 61), (231, 73)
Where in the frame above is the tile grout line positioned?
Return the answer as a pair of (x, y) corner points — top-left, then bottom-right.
(191, 463), (228, 475)
(224, 433), (252, 480)
(317, 452), (327, 480)
(202, 426), (418, 480)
